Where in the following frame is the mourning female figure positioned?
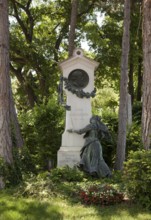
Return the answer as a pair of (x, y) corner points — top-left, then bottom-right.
(68, 116), (112, 178)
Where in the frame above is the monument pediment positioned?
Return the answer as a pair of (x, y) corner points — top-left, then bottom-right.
(59, 49), (99, 73)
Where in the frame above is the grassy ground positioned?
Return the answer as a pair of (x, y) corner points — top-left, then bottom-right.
(0, 191), (151, 220)
(1, 167), (151, 220)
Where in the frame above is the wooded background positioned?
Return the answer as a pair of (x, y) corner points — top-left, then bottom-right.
(1, 0), (151, 188)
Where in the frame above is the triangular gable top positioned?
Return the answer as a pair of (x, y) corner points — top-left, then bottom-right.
(59, 48), (99, 72)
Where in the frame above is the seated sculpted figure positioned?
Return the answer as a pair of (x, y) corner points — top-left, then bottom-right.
(68, 115), (112, 178)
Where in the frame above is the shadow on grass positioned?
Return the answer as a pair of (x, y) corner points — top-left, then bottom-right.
(55, 182), (151, 220)
(1, 182), (151, 220)
(0, 194), (63, 220)
(92, 201), (151, 220)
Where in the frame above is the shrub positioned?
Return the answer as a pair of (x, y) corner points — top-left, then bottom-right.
(0, 147), (36, 187)
(15, 170), (84, 200)
(123, 150), (151, 209)
(132, 101), (142, 124)
(0, 151), (22, 186)
(16, 173), (55, 199)
(19, 99), (64, 170)
(79, 183), (124, 206)
(49, 166), (85, 182)
(126, 123), (142, 153)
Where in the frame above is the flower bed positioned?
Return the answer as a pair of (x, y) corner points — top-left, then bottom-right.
(79, 184), (124, 206)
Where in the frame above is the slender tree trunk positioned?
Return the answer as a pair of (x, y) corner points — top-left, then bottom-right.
(10, 89), (24, 148)
(114, 0), (130, 170)
(142, 0), (151, 150)
(68, 0), (78, 57)
(128, 57), (134, 104)
(137, 57), (142, 101)
(0, 0), (13, 188)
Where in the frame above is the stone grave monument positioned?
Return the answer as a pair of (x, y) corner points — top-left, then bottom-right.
(57, 48), (99, 167)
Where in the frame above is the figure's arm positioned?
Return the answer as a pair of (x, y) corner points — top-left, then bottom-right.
(67, 129), (81, 134)
(67, 124), (91, 135)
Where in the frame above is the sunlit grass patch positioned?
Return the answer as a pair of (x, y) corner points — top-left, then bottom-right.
(0, 189), (151, 220)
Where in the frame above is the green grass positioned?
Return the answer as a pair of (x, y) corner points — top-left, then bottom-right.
(0, 168), (151, 220)
(0, 191), (151, 220)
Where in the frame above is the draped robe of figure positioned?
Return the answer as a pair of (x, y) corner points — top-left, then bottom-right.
(74, 117), (112, 178)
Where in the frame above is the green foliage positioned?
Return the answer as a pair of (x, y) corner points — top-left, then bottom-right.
(14, 167), (86, 200)
(3, 147), (36, 187)
(79, 183), (124, 206)
(9, 0), (71, 109)
(100, 114), (118, 167)
(126, 123), (142, 152)
(49, 166), (85, 182)
(132, 101), (142, 124)
(0, 157), (7, 176)
(19, 99), (64, 170)
(19, 147), (37, 174)
(123, 150), (151, 209)
(92, 87), (119, 117)
(12, 166), (125, 206)
(5, 148), (22, 186)
(86, 13), (122, 90)
(16, 173), (55, 199)
(0, 150), (22, 187)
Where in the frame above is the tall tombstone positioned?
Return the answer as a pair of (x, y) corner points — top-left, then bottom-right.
(57, 48), (99, 167)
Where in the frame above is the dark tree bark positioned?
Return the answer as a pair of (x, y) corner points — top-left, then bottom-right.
(0, 0), (13, 188)
(68, 0), (78, 57)
(114, 0), (130, 170)
(142, 0), (151, 150)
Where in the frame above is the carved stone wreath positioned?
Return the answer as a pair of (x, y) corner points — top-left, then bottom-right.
(63, 77), (96, 98)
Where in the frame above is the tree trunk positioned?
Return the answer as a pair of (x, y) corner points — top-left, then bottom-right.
(114, 0), (130, 170)
(137, 56), (142, 101)
(10, 89), (24, 148)
(0, 0), (13, 188)
(142, 0), (151, 150)
(10, 65), (37, 108)
(68, 0), (78, 57)
(128, 57), (134, 104)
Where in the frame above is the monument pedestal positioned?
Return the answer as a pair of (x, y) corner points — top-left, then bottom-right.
(58, 129), (85, 167)
(57, 146), (82, 167)
(57, 49), (99, 167)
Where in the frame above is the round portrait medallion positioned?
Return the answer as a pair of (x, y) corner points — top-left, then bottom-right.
(68, 69), (89, 89)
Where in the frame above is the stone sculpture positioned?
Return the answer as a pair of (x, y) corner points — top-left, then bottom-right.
(57, 48), (99, 167)
(68, 115), (112, 178)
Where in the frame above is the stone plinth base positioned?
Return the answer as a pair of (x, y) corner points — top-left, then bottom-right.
(57, 146), (82, 167)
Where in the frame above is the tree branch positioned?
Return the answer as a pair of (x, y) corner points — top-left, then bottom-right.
(10, 0), (29, 40)
(27, 0), (32, 9)
(54, 23), (69, 62)
(10, 0), (34, 43)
